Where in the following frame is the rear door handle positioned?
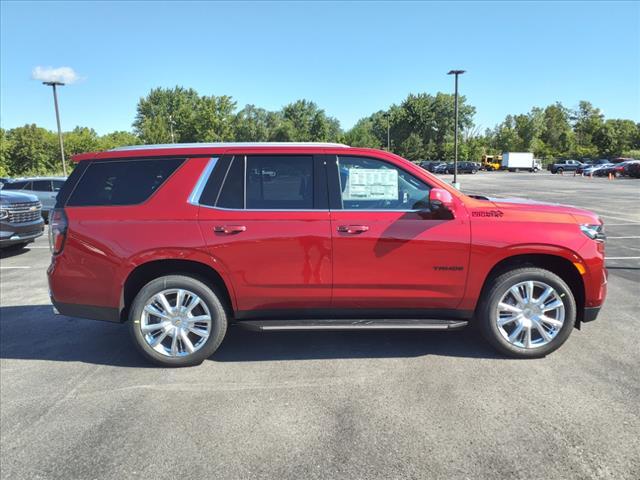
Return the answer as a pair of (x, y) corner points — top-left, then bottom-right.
(337, 225), (369, 234)
(214, 225), (247, 235)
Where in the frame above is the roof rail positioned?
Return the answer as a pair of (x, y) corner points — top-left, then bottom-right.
(110, 142), (351, 152)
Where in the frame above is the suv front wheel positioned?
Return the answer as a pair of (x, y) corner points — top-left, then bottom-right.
(129, 275), (228, 367)
(478, 267), (576, 358)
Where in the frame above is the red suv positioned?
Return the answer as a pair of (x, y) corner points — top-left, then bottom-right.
(48, 143), (607, 367)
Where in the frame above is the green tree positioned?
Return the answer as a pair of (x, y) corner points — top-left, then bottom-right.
(133, 86), (202, 143)
(192, 95), (237, 142)
(276, 100), (342, 142)
(572, 101), (603, 158)
(343, 118), (381, 148)
(0, 128), (11, 176)
(98, 131), (141, 150)
(539, 103), (575, 159)
(233, 105), (280, 141)
(4, 124), (59, 175)
(64, 127), (101, 157)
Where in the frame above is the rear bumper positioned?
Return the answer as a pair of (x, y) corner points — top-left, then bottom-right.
(50, 297), (121, 323)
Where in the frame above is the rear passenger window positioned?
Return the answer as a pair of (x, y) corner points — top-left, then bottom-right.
(3, 181), (30, 190)
(67, 158), (184, 206)
(246, 156), (313, 209)
(216, 156), (244, 209)
(32, 180), (52, 192)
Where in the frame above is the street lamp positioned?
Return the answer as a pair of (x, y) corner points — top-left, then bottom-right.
(447, 70), (465, 189)
(42, 81), (67, 176)
(384, 112), (390, 151)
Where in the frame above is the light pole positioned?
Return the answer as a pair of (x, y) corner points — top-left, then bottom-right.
(168, 114), (176, 143)
(384, 112), (390, 151)
(43, 81), (67, 176)
(447, 70), (465, 189)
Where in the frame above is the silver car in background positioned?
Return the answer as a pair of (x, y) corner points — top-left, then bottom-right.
(1, 176), (67, 220)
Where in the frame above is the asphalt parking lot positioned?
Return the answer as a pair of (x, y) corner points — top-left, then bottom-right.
(1, 172), (639, 480)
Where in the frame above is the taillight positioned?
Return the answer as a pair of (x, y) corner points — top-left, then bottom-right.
(48, 208), (68, 254)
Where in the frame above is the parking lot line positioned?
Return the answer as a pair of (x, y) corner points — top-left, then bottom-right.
(605, 256), (640, 260)
(0, 266), (31, 269)
(607, 236), (640, 239)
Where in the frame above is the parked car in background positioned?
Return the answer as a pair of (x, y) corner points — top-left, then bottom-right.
(582, 163), (614, 177)
(421, 161), (447, 173)
(550, 159), (584, 174)
(0, 190), (45, 249)
(626, 161), (640, 178)
(47, 142), (607, 366)
(620, 160), (640, 177)
(446, 161), (478, 174)
(432, 162), (449, 174)
(593, 162), (628, 178)
(2, 176), (67, 220)
(576, 159), (610, 175)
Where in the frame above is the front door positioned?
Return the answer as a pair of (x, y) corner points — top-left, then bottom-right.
(197, 154), (332, 317)
(328, 155), (471, 314)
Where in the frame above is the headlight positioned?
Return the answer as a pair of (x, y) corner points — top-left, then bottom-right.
(0, 208), (7, 220)
(580, 224), (606, 241)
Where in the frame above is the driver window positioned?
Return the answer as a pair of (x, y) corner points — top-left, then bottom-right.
(337, 156), (430, 210)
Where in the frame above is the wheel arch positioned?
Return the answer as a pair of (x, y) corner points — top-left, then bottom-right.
(120, 259), (236, 322)
(476, 253), (586, 327)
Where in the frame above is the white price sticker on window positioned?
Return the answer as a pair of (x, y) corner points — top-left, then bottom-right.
(344, 168), (398, 200)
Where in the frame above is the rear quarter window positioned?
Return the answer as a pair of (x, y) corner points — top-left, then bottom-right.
(66, 158), (184, 207)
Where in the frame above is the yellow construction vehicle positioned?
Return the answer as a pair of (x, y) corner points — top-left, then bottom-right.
(481, 154), (503, 171)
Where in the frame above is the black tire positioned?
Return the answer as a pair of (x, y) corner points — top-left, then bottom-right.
(477, 267), (576, 358)
(129, 275), (228, 367)
(471, 169), (478, 174)
(557, 167), (564, 174)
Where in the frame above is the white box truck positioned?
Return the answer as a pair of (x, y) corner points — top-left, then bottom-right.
(501, 152), (540, 172)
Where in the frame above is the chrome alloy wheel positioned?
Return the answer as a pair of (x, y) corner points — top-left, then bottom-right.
(140, 289), (212, 357)
(496, 281), (565, 349)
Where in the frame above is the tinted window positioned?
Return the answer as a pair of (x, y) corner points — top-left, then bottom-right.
(337, 156), (430, 210)
(2, 181), (28, 190)
(216, 156), (244, 209)
(52, 180), (65, 192)
(246, 156), (313, 209)
(67, 158), (184, 206)
(32, 180), (52, 192)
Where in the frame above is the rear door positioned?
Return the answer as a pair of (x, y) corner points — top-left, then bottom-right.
(32, 180), (56, 211)
(197, 154), (332, 317)
(328, 155), (471, 314)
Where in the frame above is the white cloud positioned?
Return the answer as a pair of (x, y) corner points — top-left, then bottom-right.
(32, 66), (80, 84)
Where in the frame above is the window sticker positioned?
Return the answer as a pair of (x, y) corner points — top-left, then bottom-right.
(344, 168), (398, 201)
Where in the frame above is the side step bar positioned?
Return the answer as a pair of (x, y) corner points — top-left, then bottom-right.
(236, 319), (468, 332)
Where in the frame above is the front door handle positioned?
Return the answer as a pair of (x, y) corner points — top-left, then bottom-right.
(337, 225), (369, 234)
(214, 225), (247, 235)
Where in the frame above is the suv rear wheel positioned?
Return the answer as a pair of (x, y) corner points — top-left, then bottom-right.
(478, 267), (575, 358)
(129, 275), (228, 367)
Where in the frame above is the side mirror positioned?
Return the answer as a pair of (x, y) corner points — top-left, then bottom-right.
(429, 188), (455, 212)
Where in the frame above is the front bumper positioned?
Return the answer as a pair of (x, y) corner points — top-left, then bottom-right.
(0, 219), (45, 246)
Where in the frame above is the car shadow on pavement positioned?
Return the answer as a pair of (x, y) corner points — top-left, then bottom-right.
(0, 305), (503, 367)
(0, 245), (31, 259)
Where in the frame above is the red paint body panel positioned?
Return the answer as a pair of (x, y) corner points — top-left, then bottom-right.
(198, 208), (332, 312)
(51, 145), (607, 322)
(329, 209), (470, 309)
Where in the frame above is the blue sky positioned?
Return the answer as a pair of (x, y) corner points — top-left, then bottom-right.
(1, 1), (638, 135)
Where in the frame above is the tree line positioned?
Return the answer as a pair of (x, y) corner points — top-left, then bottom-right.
(1, 86), (638, 176)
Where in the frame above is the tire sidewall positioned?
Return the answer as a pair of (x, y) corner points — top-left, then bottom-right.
(480, 269), (576, 358)
(129, 275), (227, 367)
